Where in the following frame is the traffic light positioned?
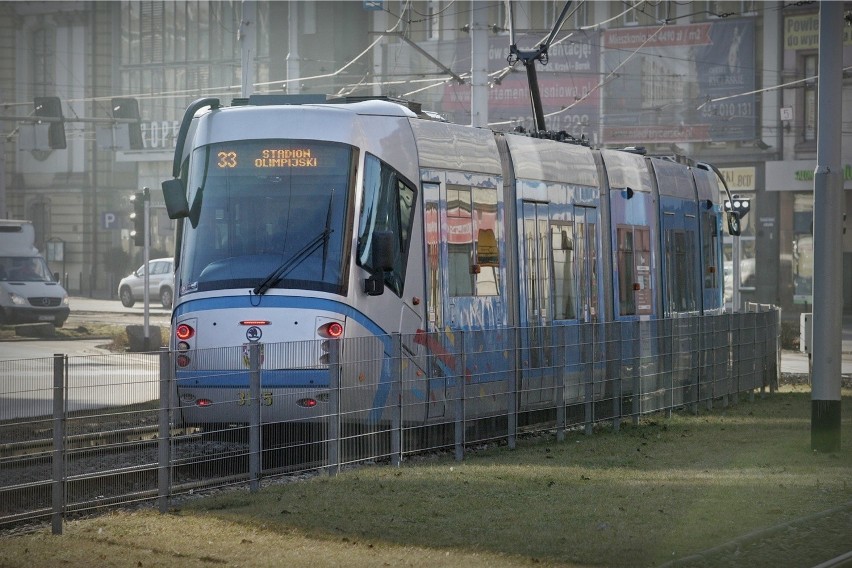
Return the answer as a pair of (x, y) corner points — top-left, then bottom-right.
(724, 195), (751, 218)
(33, 96), (66, 149)
(111, 97), (143, 150)
(130, 192), (146, 247)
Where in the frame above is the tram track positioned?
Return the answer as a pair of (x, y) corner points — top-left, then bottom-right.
(0, 425), (173, 460)
(1, 416), (331, 527)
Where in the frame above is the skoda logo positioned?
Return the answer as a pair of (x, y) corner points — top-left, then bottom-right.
(245, 326), (262, 342)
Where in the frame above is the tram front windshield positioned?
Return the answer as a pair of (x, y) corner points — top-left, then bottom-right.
(178, 140), (355, 296)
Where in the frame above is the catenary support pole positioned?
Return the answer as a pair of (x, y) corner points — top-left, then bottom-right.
(810, 1), (843, 453)
(470, 0), (489, 127)
(240, 0), (256, 98)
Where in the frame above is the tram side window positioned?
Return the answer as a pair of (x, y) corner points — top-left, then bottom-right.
(617, 225), (652, 316)
(447, 184), (501, 297)
(665, 229), (697, 313)
(447, 185), (474, 296)
(617, 228), (636, 316)
(357, 154), (417, 297)
(551, 223), (576, 319)
(473, 186), (500, 296)
(702, 212), (719, 289)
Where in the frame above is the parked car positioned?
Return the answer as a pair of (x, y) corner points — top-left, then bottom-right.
(118, 257), (174, 309)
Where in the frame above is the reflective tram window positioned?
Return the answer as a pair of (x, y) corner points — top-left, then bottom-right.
(617, 225), (653, 316)
(665, 229), (697, 313)
(178, 140), (354, 295)
(446, 184), (501, 297)
(551, 223), (576, 320)
(702, 211), (719, 289)
(357, 154), (417, 297)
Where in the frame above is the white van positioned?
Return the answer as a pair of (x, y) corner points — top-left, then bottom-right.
(0, 220), (70, 327)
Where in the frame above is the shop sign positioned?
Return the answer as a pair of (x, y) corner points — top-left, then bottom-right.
(718, 166), (756, 191)
(766, 160), (852, 191)
(784, 14), (852, 50)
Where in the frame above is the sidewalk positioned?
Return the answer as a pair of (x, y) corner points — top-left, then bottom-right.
(780, 313), (852, 376)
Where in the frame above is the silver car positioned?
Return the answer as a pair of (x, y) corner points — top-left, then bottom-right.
(118, 257), (174, 309)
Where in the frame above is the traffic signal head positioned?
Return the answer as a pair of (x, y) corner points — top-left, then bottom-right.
(724, 195), (751, 218)
(130, 192), (145, 247)
(33, 96), (66, 149)
(111, 97), (143, 150)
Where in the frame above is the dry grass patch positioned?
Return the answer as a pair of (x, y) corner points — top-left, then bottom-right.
(0, 384), (849, 568)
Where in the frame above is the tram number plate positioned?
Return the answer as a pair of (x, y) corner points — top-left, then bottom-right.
(237, 391), (273, 406)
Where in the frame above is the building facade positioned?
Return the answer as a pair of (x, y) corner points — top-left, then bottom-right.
(1, 1), (849, 317)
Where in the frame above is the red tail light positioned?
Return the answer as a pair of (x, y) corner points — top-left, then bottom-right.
(176, 323), (195, 340)
(318, 321), (343, 338)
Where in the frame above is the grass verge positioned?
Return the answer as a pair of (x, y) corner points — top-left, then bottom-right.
(0, 384), (849, 568)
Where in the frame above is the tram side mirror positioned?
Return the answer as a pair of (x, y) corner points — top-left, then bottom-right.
(162, 178), (189, 219)
(364, 231), (394, 297)
(727, 211), (742, 236)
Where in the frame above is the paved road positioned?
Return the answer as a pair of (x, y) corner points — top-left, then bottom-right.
(782, 313), (852, 376)
(66, 296), (171, 327)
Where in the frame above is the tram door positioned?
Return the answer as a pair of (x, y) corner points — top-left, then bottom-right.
(556, 206), (600, 403)
(520, 202), (554, 406)
(574, 206), (599, 324)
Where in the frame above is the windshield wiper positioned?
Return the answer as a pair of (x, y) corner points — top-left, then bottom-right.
(253, 193), (334, 296)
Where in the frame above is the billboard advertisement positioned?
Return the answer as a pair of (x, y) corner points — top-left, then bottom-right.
(440, 31), (601, 143)
(601, 18), (756, 145)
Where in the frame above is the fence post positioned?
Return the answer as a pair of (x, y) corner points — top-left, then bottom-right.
(51, 353), (66, 536)
(556, 326), (566, 443)
(632, 321), (641, 425)
(508, 328), (517, 450)
(327, 338), (340, 475)
(748, 312), (766, 402)
(249, 342), (261, 492)
(611, 321), (621, 432)
(158, 348), (171, 513)
(727, 312), (736, 406)
(454, 331), (466, 462)
(693, 316), (702, 415)
(583, 322), (594, 436)
(663, 318), (673, 418)
(391, 333), (402, 467)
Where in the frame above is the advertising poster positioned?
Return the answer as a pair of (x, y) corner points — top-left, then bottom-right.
(601, 19), (755, 145)
(440, 32), (601, 143)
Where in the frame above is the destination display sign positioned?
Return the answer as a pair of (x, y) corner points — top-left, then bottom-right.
(216, 148), (319, 169)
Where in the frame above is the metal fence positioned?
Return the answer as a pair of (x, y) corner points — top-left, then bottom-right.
(0, 309), (780, 533)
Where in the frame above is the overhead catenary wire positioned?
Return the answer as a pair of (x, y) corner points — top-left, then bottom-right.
(2, 0), (823, 136)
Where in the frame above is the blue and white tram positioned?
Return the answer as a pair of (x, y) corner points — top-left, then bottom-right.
(161, 95), (729, 429)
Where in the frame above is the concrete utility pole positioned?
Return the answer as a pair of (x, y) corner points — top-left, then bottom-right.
(287, 1), (301, 95)
(240, 0), (256, 98)
(470, 0), (489, 127)
(810, 2), (843, 452)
